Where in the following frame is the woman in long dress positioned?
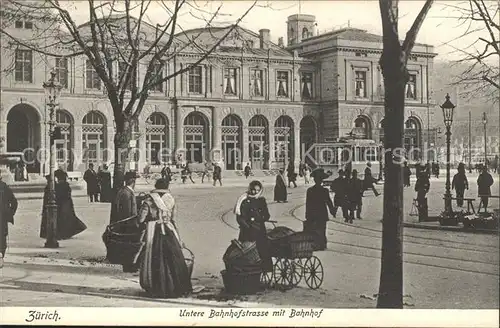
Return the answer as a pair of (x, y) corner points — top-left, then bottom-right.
(273, 169), (287, 203)
(234, 180), (272, 272)
(98, 164), (113, 203)
(138, 178), (192, 298)
(40, 172), (87, 240)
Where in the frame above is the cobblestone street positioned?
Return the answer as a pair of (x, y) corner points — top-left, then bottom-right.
(1, 175), (498, 308)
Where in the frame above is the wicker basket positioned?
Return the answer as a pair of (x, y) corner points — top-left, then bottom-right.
(223, 240), (261, 267)
(221, 269), (262, 295)
(288, 232), (314, 259)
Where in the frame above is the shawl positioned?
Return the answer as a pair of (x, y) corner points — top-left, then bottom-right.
(233, 186), (264, 216)
(149, 191), (180, 242)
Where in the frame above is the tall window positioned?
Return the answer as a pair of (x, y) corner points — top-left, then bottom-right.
(406, 74), (417, 99)
(55, 57), (68, 89)
(188, 66), (202, 94)
(146, 113), (168, 165)
(355, 71), (366, 97)
(82, 111), (106, 164)
(151, 61), (164, 92)
(301, 72), (313, 100)
(56, 111), (73, 170)
(277, 71), (289, 97)
(118, 61), (135, 90)
(85, 60), (101, 90)
(224, 68), (237, 95)
(250, 69), (263, 97)
(15, 50), (32, 83)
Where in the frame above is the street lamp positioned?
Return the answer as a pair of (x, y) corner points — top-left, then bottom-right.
(482, 112), (487, 168)
(42, 71), (63, 248)
(440, 94), (455, 215)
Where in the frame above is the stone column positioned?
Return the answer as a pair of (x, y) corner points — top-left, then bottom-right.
(175, 107), (184, 165)
(294, 126), (301, 168)
(242, 126), (249, 167)
(268, 125), (275, 169)
(73, 124), (83, 172)
(212, 107), (222, 165)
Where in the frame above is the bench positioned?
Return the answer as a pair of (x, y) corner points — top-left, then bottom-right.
(444, 197), (476, 214)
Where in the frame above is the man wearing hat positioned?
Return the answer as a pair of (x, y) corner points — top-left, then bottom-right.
(363, 162), (380, 197)
(110, 170), (139, 272)
(0, 171), (18, 268)
(330, 169), (349, 220)
(305, 168), (334, 250)
(83, 163), (100, 202)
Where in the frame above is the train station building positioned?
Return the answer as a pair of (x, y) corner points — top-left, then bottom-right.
(0, 11), (438, 176)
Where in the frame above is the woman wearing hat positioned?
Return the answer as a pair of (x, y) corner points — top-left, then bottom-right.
(234, 180), (272, 271)
(98, 164), (113, 203)
(274, 169), (287, 203)
(305, 168), (334, 250)
(138, 178), (192, 298)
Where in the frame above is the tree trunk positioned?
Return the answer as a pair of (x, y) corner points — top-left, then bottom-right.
(377, 51), (407, 308)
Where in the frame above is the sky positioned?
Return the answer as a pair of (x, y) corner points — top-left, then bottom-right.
(58, 0), (497, 62)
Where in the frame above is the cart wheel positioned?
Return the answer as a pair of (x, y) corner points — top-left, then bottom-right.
(260, 270), (274, 288)
(303, 256), (324, 290)
(273, 258), (292, 286)
(288, 259), (303, 287)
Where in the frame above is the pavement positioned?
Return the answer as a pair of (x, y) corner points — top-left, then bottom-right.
(1, 175), (499, 309)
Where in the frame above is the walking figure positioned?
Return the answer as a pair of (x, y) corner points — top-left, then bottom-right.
(0, 172), (18, 268)
(161, 163), (172, 182)
(330, 169), (349, 221)
(274, 169), (287, 203)
(452, 163), (468, 207)
(432, 161), (440, 179)
(213, 163), (222, 186)
(347, 170), (364, 222)
(363, 162), (380, 196)
(98, 164), (113, 203)
(83, 163), (100, 202)
(415, 171), (430, 222)
(303, 164), (311, 184)
(287, 162), (297, 188)
(304, 168), (334, 250)
(185, 163), (195, 184)
(477, 167), (494, 213)
(201, 161), (211, 183)
(244, 163), (251, 179)
(403, 161), (412, 187)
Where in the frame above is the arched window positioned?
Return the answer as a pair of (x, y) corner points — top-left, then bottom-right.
(354, 115), (371, 139)
(146, 113), (169, 165)
(274, 115), (294, 166)
(82, 111), (106, 165)
(56, 110), (73, 170)
(302, 27), (309, 40)
(248, 115), (269, 169)
(404, 117), (421, 160)
(221, 114), (242, 170)
(184, 112), (209, 163)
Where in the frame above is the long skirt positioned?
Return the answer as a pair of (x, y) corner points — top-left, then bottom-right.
(0, 226), (7, 255)
(274, 184), (287, 202)
(303, 220), (327, 250)
(40, 201), (87, 240)
(140, 222), (192, 298)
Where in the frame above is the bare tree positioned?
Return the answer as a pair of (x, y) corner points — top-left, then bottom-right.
(444, 0), (499, 102)
(377, 0), (434, 308)
(1, 0), (258, 192)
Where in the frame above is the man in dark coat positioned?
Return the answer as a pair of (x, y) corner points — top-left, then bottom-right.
(213, 163), (222, 186)
(330, 169), (349, 221)
(0, 173), (18, 267)
(161, 164), (172, 182)
(415, 171), (430, 222)
(403, 161), (412, 187)
(305, 168), (334, 250)
(274, 169), (287, 203)
(287, 162), (297, 188)
(98, 164), (113, 203)
(452, 163), (468, 207)
(83, 163), (99, 202)
(110, 171), (139, 272)
(244, 163), (251, 179)
(363, 162), (380, 196)
(477, 167), (494, 213)
(347, 170), (364, 222)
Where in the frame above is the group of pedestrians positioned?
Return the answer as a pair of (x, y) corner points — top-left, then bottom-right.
(83, 163), (113, 203)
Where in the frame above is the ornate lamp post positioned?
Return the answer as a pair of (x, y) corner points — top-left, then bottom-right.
(42, 71), (63, 248)
(440, 94), (455, 215)
(482, 112), (487, 168)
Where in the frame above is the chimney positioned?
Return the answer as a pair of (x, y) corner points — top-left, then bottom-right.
(259, 29), (270, 49)
(278, 37), (284, 48)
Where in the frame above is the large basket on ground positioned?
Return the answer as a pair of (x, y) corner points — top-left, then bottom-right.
(223, 240), (261, 272)
(102, 216), (145, 265)
(221, 269), (262, 295)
